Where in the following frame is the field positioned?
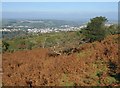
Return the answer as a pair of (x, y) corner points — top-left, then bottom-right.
(2, 34), (120, 86)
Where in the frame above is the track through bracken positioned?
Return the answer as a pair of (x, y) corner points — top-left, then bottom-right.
(2, 34), (120, 86)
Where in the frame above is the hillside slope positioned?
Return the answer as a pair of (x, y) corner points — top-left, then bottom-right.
(2, 34), (120, 86)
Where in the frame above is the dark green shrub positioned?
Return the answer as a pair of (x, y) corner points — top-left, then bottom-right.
(2, 41), (10, 52)
(106, 25), (118, 35)
(81, 16), (108, 42)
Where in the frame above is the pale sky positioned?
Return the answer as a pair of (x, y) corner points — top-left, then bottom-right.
(1, 0), (120, 2)
(2, 2), (118, 20)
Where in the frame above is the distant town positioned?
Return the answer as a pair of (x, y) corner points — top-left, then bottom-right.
(1, 19), (114, 39)
(2, 25), (87, 33)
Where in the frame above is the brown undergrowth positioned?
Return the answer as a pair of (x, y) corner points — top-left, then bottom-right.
(2, 34), (119, 86)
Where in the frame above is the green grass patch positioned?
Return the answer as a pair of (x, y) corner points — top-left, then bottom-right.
(77, 49), (93, 59)
(60, 74), (75, 86)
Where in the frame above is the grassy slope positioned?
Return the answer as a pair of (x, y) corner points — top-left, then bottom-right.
(2, 34), (119, 86)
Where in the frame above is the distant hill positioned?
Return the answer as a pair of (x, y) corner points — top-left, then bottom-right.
(2, 19), (84, 29)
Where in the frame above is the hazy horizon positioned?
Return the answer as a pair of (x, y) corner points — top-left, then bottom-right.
(2, 2), (118, 21)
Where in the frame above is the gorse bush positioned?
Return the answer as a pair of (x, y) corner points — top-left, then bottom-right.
(2, 41), (10, 52)
(106, 24), (118, 35)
